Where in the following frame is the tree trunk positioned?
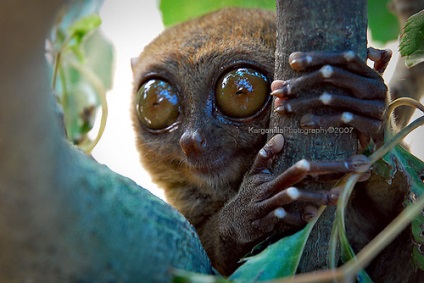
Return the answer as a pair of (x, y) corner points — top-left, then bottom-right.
(273, 0), (367, 273)
(0, 1), (212, 282)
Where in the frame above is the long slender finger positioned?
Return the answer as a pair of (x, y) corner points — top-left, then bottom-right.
(250, 134), (285, 174)
(264, 156), (370, 197)
(275, 92), (386, 120)
(258, 186), (337, 212)
(300, 112), (383, 136)
(270, 79), (296, 99)
(271, 65), (387, 100)
(289, 51), (379, 78)
(368, 47), (392, 74)
(320, 66), (387, 99)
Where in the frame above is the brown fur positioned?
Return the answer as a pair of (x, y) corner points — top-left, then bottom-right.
(131, 8), (275, 228)
(131, 8), (423, 281)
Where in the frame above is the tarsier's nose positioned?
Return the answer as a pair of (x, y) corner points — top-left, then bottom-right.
(179, 130), (207, 156)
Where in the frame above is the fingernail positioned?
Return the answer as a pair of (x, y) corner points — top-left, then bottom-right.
(271, 84), (291, 97)
(329, 193), (339, 204)
(289, 52), (303, 63)
(349, 155), (371, 173)
(302, 206), (318, 222)
(271, 134), (285, 152)
(271, 80), (285, 91)
(295, 159), (311, 171)
(358, 172), (371, 182)
(261, 136), (282, 158)
(367, 47), (381, 61)
(274, 96), (290, 114)
(288, 52), (304, 69)
(270, 88), (284, 96)
(274, 106), (285, 114)
(274, 104), (293, 114)
(290, 53), (313, 70)
(302, 212), (315, 222)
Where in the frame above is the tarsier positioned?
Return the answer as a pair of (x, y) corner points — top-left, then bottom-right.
(131, 8), (423, 281)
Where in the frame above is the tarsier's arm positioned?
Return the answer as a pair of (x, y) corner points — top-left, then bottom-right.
(131, 8), (422, 281)
(199, 49), (396, 275)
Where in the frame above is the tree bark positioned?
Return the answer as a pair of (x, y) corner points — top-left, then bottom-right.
(273, 0), (367, 273)
(0, 1), (212, 282)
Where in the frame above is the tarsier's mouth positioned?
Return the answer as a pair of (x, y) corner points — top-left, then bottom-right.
(188, 154), (229, 175)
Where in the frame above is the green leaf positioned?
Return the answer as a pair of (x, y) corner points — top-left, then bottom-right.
(57, 0), (104, 29)
(159, 0), (399, 42)
(61, 76), (99, 144)
(49, 0), (114, 149)
(368, 0), (399, 44)
(81, 30), (114, 90)
(172, 270), (231, 283)
(68, 15), (102, 45)
(337, 227), (374, 283)
(229, 218), (319, 282)
(330, 175), (374, 283)
(399, 10), (424, 67)
(159, 0), (275, 27)
(404, 52), (424, 68)
(384, 145), (424, 270)
(55, 28), (113, 145)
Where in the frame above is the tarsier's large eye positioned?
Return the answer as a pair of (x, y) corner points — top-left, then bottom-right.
(216, 67), (270, 119)
(136, 79), (180, 130)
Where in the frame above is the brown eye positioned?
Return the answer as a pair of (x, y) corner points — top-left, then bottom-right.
(136, 79), (180, 130)
(216, 67), (270, 119)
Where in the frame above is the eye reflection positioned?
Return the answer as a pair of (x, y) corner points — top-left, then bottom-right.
(136, 79), (180, 130)
(216, 67), (270, 119)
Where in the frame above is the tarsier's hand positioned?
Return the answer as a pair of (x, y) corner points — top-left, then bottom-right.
(218, 49), (390, 256)
(219, 134), (370, 247)
(271, 48), (392, 144)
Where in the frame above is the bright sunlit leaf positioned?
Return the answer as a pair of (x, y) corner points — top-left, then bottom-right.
(49, 0), (113, 151)
(159, 0), (275, 27)
(229, 211), (322, 282)
(381, 144), (424, 270)
(368, 0), (399, 44)
(400, 10), (424, 67)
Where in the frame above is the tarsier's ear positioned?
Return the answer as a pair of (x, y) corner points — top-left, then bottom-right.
(131, 57), (138, 73)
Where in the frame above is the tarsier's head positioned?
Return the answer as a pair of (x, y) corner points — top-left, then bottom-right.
(131, 8), (276, 194)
